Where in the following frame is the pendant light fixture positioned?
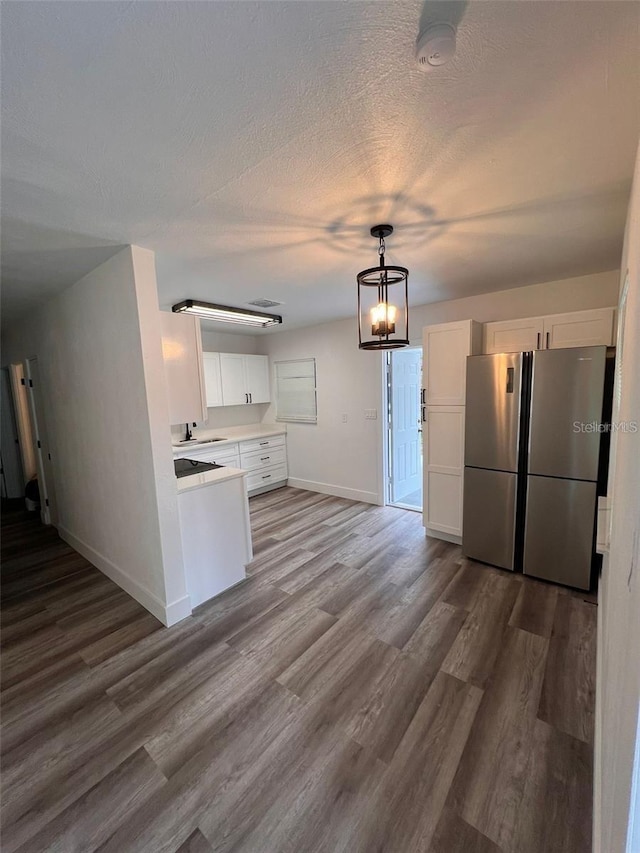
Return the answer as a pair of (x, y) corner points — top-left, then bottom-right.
(357, 225), (409, 350)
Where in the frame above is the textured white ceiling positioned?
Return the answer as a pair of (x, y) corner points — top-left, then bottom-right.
(1, 1), (639, 331)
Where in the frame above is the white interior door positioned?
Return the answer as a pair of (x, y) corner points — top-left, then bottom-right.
(24, 357), (57, 525)
(390, 348), (422, 504)
(0, 368), (25, 498)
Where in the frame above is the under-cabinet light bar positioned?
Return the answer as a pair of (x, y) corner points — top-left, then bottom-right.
(172, 300), (282, 327)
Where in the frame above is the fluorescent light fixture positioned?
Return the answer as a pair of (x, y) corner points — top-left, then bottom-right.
(172, 299), (282, 327)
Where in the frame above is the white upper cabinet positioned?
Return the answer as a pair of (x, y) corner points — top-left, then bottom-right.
(542, 308), (615, 350)
(484, 316), (545, 354)
(219, 353), (271, 406)
(484, 308), (615, 353)
(202, 352), (223, 408)
(423, 320), (482, 405)
(160, 311), (207, 425)
(220, 354), (248, 405)
(244, 355), (270, 404)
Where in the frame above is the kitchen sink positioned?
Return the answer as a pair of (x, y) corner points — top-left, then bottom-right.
(174, 437), (226, 447)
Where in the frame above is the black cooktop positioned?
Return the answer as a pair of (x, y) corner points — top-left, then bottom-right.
(174, 458), (223, 479)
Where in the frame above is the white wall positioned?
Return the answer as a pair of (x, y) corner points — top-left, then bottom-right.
(1, 246), (190, 626)
(259, 269), (619, 503)
(261, 320), (383, 504)
(594, 145), (640, 852)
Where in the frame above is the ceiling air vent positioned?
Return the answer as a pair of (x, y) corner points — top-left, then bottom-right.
(248, 298), (283, 308)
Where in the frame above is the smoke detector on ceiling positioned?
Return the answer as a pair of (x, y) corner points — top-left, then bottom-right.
(247, 298), (283, 308)
(416, 23), (457, 69)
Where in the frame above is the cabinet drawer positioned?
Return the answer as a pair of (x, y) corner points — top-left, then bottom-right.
(246, 463), (288, 493)
(240, 446), (287, 471)
(240, 434), (285, 454)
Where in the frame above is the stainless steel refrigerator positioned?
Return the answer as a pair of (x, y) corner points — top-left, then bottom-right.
(462, 346), (611, 590)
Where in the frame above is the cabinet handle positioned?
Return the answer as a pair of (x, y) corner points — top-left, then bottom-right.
(421, 405), (426, 423)
(262, 474), (271, 479)
(259, 441), (269, 446)
(545, 331), (550, 349)
(420, 388), (426, 404)
(245, 393), (248, 403)
(536, 332), (541, 349)
(250, 393), (253, 403)
(506, 367), (514, 394)
(261, 456), (270, 461)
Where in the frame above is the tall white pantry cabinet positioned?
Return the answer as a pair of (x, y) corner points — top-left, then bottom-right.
(422, 320), (482, 543)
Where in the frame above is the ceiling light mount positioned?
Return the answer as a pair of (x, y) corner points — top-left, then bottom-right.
(357, 224), (409, 351)
(172, 299), (282, 328)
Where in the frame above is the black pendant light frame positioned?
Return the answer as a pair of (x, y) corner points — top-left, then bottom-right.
(357, 225), (409, 350)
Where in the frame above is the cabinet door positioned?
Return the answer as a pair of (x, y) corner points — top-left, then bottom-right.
(423, 321), (481, 405)
(543, 308), (615, 350)
(202, 352), (223, 408)
(423, 406), (464, 536)
(220, 354), (248, 406)
(245, 355), (270, 404)
(160, 312), (207, 425)
(483, 317), (545, 354)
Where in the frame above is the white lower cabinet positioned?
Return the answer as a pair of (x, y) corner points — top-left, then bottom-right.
(423, 406), (465, 539)
(175, 433), (288, 496)
(240, 434), (288, 496)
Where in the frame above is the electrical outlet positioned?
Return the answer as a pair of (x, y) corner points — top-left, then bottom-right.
(365, 409), (377, 420)
(341, 413), (348, 423)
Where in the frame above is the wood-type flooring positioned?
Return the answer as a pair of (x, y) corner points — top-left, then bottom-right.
(0, 487), (596, 852)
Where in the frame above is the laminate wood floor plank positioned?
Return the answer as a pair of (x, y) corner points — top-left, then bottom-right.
(9, 748), (166, 853)
(449, 626), (549, 850)
(441, 560), (494, 610)
(1, 493), (597, 853)
(509, 579), (558, 638)
(352, 671), (483, 853)
(430, 807), (502, 853)
(508, 719), (593, 853)
(441, 571), (522, 688)
(96, 682), (302, 853)
(537, 593), (596, 743)
(174, 829), (214, 853)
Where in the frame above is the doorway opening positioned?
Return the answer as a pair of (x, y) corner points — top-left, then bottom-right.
(386, 347), (423, 511)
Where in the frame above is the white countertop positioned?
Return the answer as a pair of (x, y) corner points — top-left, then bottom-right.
(176, 465), (248, 494)
(172, 423), (286, 453)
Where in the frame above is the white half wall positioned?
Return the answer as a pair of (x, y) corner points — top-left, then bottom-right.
(259, 269), (619, 504)
(1, 246), (190, 626)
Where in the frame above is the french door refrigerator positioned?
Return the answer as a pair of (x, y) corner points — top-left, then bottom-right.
(462, 346), (610, 590)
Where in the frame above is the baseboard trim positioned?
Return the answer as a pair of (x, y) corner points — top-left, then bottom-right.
(425, 527), (462, 545)
(287, 478), (380, 505)
(58, 525), (191, 627)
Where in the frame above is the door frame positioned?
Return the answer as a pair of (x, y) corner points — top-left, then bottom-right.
(384, 346), (424, 512)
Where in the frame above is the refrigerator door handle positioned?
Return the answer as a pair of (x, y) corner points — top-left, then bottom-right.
(506, 367), (515, 394)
